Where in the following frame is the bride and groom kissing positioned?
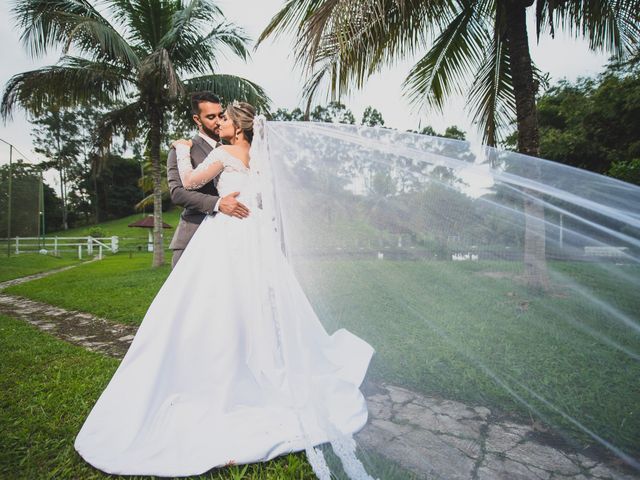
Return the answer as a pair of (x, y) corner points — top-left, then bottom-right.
(73, 92), (376, 478)
(167, 91), (251, 268)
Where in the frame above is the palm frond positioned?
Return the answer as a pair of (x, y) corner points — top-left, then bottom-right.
(63, 16), (141, 69)
(1, 56), (133, 120)
(13, 0), (103, 55)
(96, 100), (145, 150)
(109, 0), (177, 50)
(12, 0), (138, 69)
(270, 0), (455, 104)
(135, 184), (168, 211)
(184, 74), (271, 111)
(300, 66), (334, 117)
(159, 0), (223, 50)
(466, 26), (515, 146)
(202, 22), (250, 62)
(170, 21), (250, 75)
(538, 0), (640, 57)
(257, 0), (323, 45)
(403, 3), (491, 112)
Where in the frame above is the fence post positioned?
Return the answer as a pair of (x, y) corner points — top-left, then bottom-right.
(78, 245), (82, 260)
(15, 236), (19, 254)
(88, 236), (93, 256)
(54, 237), (58, 256)
(98, 245), (103, 260)
(111, 236), (119, 254)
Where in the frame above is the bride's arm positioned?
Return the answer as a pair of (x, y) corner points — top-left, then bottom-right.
(173, 140), (224, 190)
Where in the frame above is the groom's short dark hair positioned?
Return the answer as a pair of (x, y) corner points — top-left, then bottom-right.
(191, 92), (221, 115)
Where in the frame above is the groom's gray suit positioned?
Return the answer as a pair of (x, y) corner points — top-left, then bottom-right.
(167, 134), (220, 268)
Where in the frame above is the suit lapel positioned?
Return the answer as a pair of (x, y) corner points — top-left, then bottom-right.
(191, 135), (214, 166)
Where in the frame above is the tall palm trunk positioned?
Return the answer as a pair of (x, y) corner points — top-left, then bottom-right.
(505, 0), (549, 290)
(149, 106), (165, 267)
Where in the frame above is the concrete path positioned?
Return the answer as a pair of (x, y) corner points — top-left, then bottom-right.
(0, 268), (637, 480)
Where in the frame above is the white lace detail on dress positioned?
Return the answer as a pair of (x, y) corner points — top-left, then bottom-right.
(305, 446), (331, 480)
(176, 144), (230, 190)
(330, 435), (377, 480)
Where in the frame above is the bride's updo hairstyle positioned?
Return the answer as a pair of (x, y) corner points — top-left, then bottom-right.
(226, 101), (256, 144)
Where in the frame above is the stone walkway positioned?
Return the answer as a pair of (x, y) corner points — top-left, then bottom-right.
(1, 269), (637, 480)
(358, 385), (637, 480)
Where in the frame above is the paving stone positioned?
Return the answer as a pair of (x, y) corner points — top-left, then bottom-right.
(366, 397), (392, 421)
(486, 422), (529, 453)
(437, 433), (482, 459)
(384, 384), (416, 404)
(590, 463), (638, 480)
(506, 442), (581, 476)
(429, 398), (483, 421)
(478, 452), (552, 480)
(566, 452), (599, 469)
(393, 401), (484, 439)
(473, 406), (492, 419)
(369, 418), (414, 438)
(550, 474), (590, 480)
(0, 293), (137, 359)
(402, 428), (477, 479)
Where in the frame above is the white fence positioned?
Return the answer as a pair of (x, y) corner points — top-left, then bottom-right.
(3, 236), (119, 259)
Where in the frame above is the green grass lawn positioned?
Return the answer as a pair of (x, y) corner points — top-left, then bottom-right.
(0, 253), (82, 283)
(0, 313), (316, 479)
(0, 314), (412, 479)
(5, 254), (640, 459)
(5, 253), (170, 323)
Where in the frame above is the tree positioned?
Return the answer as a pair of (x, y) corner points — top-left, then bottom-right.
(3, 0), (270, 267)
(309, 101), (355, 124)
(270, 107), (304, 121)
(361, 106), (385, 127)
(259, 0), (639, 288)
(30, 105), (81, 230)
(413, 125), (467, 140)
(526, 60), (640, 185)
(94, 154), (146, 220)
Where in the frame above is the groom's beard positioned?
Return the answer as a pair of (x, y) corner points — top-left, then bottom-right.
(200, 125), (220, 143)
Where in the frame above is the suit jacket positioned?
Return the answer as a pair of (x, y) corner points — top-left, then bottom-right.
(167, 134), (220, 250)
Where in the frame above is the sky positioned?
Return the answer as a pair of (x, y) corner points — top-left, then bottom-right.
(0, 0), (611, 184)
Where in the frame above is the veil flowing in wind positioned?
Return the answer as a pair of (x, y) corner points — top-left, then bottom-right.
(252, 118), (640, 479)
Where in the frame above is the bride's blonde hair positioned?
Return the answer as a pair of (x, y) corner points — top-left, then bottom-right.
(226, 101), (256, 144)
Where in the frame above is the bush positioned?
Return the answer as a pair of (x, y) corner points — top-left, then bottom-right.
(88, 226), (107, 238)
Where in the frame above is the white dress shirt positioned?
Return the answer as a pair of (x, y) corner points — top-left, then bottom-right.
(197, 132), (222, 212)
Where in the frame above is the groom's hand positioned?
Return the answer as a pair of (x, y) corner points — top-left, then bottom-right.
(219, 192), (250, 219)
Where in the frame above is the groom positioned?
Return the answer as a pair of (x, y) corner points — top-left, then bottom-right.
(167, 92), (250, 268)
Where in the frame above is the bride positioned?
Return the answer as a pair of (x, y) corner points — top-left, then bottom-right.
(74, 101), (375, 478)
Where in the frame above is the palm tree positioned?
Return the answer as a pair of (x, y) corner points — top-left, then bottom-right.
(2, 0), (270, 267)
(259, 0), (639, 288)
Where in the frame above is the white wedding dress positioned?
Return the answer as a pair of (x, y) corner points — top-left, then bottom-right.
(74, 119), (375, 478)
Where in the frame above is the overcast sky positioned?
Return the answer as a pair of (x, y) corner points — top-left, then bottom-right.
(0, 0), (610, 178)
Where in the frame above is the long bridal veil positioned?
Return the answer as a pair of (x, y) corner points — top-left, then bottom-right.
(251, 118), (639, 479)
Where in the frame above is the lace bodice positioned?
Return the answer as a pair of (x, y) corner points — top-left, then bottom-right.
(214, 150), (255, 205)
(176, 145), (250, 190)
(176, 144), (256, 209)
